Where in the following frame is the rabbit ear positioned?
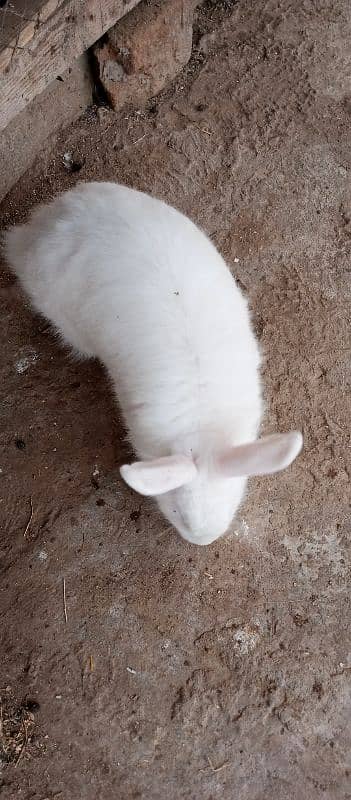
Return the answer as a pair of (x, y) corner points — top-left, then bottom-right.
(120, 455), (197, 496)
(217, 431), (303, 478)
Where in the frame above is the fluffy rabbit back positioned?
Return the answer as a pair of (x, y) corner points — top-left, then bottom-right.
(5, 183), (262, 456)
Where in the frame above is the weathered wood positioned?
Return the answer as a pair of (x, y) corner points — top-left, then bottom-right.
(0, 54), (92, 202)
(0, 1), (47, 52)
(0, 0), (142, 132)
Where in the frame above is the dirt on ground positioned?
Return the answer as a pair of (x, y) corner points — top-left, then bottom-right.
(0, 1), (350, 798)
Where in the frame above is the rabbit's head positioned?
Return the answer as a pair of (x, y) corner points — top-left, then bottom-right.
(120, 431), (303, 545)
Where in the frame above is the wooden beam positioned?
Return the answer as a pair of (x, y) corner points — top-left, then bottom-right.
(0, 0), (142, 132)
(0, 1), (47, 52)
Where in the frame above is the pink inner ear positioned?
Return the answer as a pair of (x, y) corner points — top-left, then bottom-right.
(120, 455), (197, 496)
(217, 431), (303, 478)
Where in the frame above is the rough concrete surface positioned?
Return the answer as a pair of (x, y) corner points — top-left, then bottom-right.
(0, 1), (350, 798)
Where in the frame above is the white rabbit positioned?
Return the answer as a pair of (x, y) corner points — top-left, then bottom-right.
(4, 182), (302, 545)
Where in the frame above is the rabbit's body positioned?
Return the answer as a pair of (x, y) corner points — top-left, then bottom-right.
(5, 182), (302, 545)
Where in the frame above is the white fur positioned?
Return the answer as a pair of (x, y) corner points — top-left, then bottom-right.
(4, 182), (302, 545)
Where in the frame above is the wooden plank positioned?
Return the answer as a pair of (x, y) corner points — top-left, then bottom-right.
(0, 0), (142, 132)
(0, 1), (47, 52)
(0, 55), (92, 202)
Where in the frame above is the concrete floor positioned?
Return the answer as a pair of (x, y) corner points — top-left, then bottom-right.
(0, 1), (350, 798)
